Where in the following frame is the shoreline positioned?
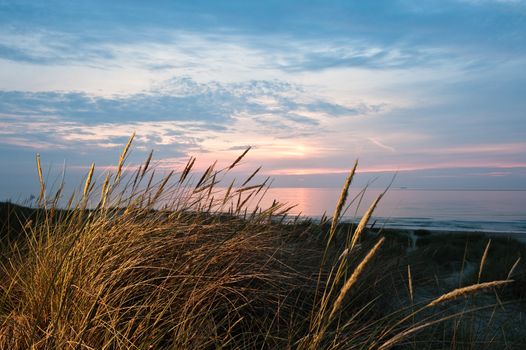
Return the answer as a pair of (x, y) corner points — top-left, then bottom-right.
(377, 227), (526, 244)
(335, 216), (526, 240)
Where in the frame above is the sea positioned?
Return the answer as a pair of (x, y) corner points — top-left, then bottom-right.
(257, 188), (526, 234)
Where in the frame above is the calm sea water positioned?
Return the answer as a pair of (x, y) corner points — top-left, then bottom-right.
(258, 188), (526, 234)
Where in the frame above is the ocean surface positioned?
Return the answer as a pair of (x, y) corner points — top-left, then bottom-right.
(257, 188), (526, 234)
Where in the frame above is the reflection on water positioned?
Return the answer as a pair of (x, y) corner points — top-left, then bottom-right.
(257, 188), (526, 233)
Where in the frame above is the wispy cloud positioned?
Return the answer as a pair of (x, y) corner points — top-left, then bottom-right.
(0, 77), (366, 125)
(367, 137), (396, 153)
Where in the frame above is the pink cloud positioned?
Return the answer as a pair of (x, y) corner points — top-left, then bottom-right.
(265, 160), (526, 176)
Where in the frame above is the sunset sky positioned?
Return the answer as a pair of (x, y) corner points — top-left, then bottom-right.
(1, 0), (525, 199)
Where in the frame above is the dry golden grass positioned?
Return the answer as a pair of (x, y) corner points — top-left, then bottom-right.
(328, 237), (385, 322)
(426, 280), (513, 308)
(477, 239), (491, 283)
(0, 136), (519, 349)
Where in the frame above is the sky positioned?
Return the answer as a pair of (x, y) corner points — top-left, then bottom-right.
(1, 0), (526, 199)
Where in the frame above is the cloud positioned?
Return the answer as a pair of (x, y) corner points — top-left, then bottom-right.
(414, 143), (526, 155)
(2, 0), (525, 81)
(266, 161), (526, 177)
(0, 115), (202, 153)
(367, 138), (396, 153)
(0, 77), (365, 127)
(0, 29), (115, 65)
(271, 43), (455, 72)
(0, 76), (376, 159)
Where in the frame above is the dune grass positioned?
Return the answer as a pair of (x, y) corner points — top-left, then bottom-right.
(0, 135), (523, 349)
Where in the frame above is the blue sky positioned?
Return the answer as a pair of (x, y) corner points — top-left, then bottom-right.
(1, 0), (525, 198)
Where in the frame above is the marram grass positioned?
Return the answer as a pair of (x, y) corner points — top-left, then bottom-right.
(0, 136), (520, 349)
